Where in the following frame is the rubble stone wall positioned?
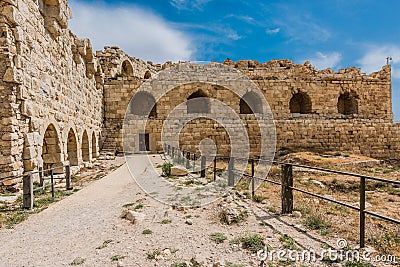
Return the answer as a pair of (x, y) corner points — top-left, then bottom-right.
(103, 60), (399, 159)
(0, 0), (104, 187)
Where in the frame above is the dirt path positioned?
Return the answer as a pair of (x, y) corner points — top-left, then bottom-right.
(0, 155), (336, 267)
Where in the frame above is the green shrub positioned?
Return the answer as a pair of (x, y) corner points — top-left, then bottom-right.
(142, 229), (153, 235)
(231, 233), (265, 253)
(162, 163), (173, 177)
(146, 249), (161, 259)
(209, 232), (227, 244)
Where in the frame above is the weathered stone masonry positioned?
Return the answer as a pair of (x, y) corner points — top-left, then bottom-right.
(1, 0), (400, 190)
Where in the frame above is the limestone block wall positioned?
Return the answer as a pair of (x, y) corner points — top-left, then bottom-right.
(96, 46), (159, 80)
(0, 0), (103, 186)
(276, 119), (400, 159)
(104, 58), (398, 160)
(230, 59), (393, 121)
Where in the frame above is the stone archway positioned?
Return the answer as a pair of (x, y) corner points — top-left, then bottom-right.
(82, 130), (90, 162)
(92, 132), (97, 158)
(42, 124), (62, 170)
(67, 129), (79, 166)
(187, 90), (210, 113)
(289, 92), (312, 114)
(121, 60), (133, 77)
(338, 92), (358, 115)
(240, 91), (263, 114)
(130, 91), (157, 118)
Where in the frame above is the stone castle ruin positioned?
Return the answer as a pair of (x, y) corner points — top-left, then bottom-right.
(1, 0), (399, 188)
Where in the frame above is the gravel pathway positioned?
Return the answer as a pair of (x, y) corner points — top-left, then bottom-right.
(0, 154), (332, 267)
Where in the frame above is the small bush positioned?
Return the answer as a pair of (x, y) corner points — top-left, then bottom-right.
(111, 255), (126, 261)
(160, 219), (172, 224)
(252, 194), (267, 203)
(209, 232), (227, 244)
(96, 239), (112, 249)
(146, 249), (161, 259)
(70, 257), (85, 265)
(231, 233), (265, 253)
(303, 213), (330, 235)
(142, 229), (153, 235)
(162, 163), (173, 177)
(279, 234), (298, 250)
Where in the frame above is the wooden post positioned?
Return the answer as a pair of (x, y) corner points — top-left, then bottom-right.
(51, 169), (55, 198)
(65, 165), (72, 190)
(39, 166), (44, 189)
(228, 157), (235, 186)
(281, 164), (293, 214)
(251, 159), (255, 198)
(23, 174), (33, 209)
(186, 152), (191, 169)
(360, 177), (366, 248)
(213, 156), (217, 181)
(200, 156), (206, 178)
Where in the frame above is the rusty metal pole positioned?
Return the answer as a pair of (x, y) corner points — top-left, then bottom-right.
(281, 164), (293, 214)
(360, 177), (366, 248)
(251, 159), (255, 198)
(200, 156), (206, 178)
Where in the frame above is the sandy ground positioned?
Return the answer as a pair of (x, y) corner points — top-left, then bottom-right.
(0, 154), (354, 267)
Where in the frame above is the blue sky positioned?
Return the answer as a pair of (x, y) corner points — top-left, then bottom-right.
(69, 0), (400, 120)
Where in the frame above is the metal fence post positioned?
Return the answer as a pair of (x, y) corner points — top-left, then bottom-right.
(23, 174), (33, 209)
(360, 177), (366, 248)
(228, 157), (235, 186)
(50, 169), (55, 198)
(200, 156), (206, 178)
(213, 156), (217, 181)
(65, 165), (72, 190)
(171, 147), (175, 159)
(193, 154), (196, 172)
(39, 166), (44, 189)
(186, 152), (191, 169)
(281, 164), (293, 214)
(178, 150), (182, 164)
(167, 145), (170, 156)
(251, 159), (255, 198)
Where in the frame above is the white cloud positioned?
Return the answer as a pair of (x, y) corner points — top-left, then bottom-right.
(266, 28), (280, 35)
(170, 0), (212, 11)
(69, 1), (193, 63)
(357, 45), (400, 79)
(306, 52), (342, 70)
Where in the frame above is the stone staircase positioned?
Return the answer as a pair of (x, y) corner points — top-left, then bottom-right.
(100, 139), (117, 156)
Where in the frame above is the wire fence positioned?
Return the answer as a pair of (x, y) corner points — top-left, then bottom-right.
(3, 165), (74, 210)
(164, 145), (400, 249)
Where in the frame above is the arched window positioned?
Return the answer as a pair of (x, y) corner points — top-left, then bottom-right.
(82, 130), (90, 162)
(240, 92), (263, 114)
(289, 92), (312, 114)
(187, 90), (210, 113)
(338, 92), (358, 115)
(130, 92), (157, 118)
(144, 71), (151, 79)
(67, 129), (78, 166)
(42, 124), (62, 170)
(121, 60), (133, 77)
